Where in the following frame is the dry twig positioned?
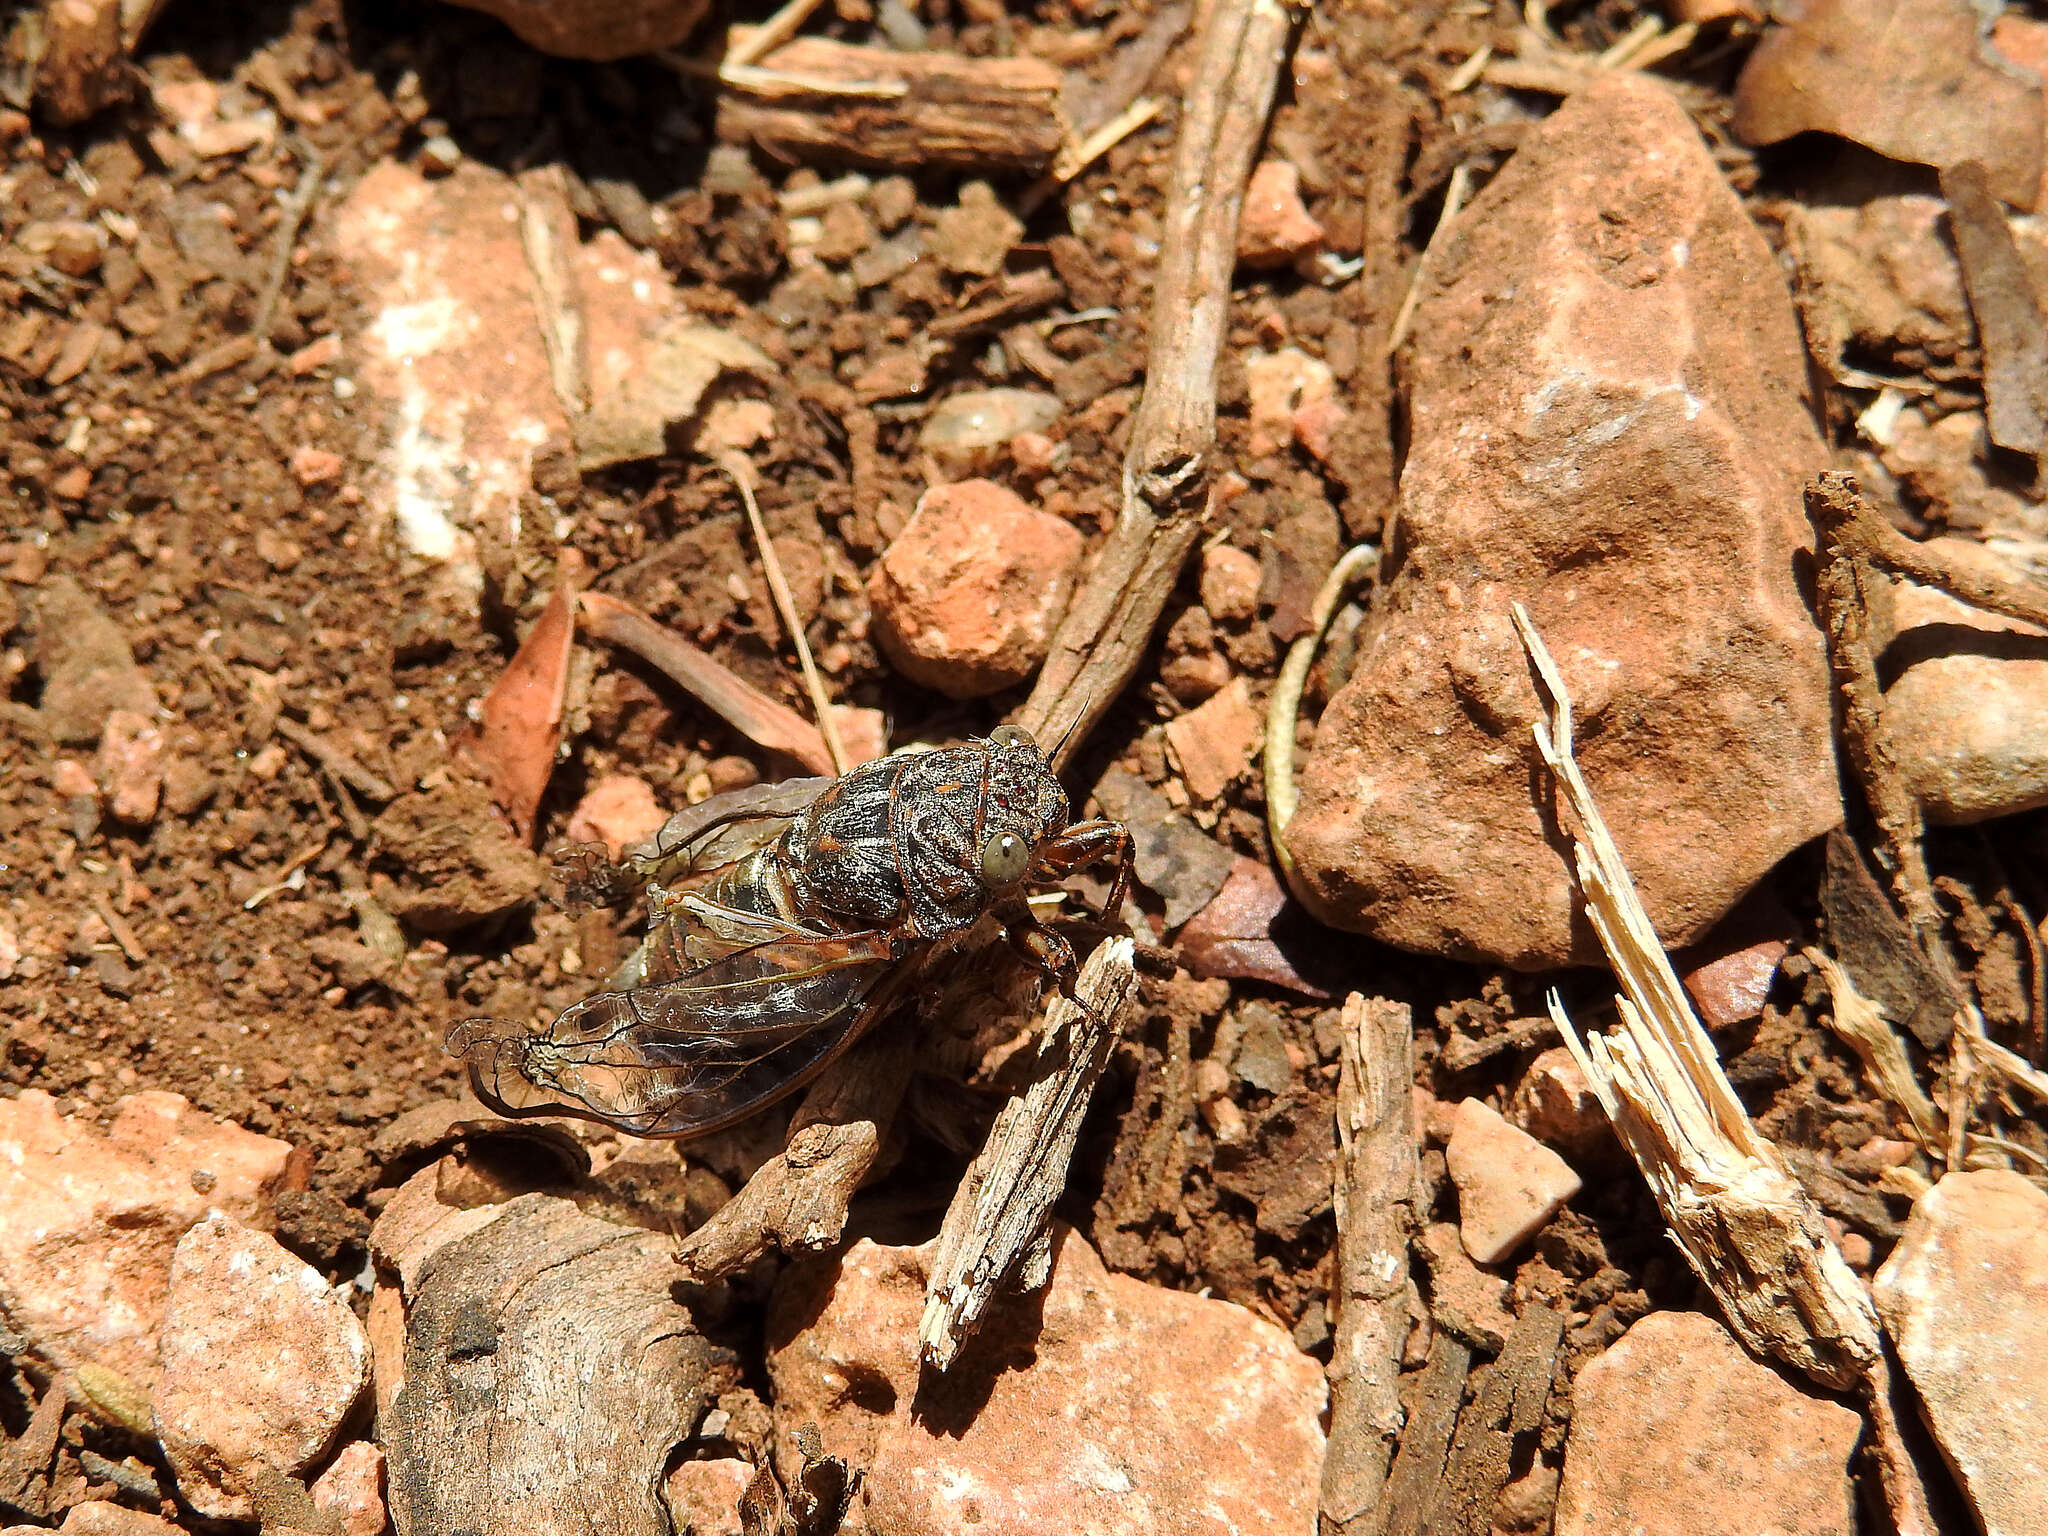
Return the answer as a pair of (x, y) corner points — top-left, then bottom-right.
(579, 590), (837, 776)
(712, 37), (1064, 172)
(1806, 474), (1965, 1001)
(671, 1027), (915, 1282)
(918, 938), (1138, 1371)
(1018, 0), (1299, 767)
(1513, 605), (1935, 1536)
(1320, 995), (1419, 1536)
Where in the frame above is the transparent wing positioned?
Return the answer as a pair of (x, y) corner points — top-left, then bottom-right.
(627, 777), (832, 884)
(448, 919), (903, 1140)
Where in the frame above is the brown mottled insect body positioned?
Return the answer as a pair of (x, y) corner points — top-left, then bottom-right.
(449, 726), (1131, 1140)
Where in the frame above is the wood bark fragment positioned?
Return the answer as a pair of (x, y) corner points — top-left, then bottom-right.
(1375, 1332), (1473, 1536)
(1018, 0), (1298, 768)
(385, 1194), (729, 1536)
(715, 36), (1067, 173)
(670, 1025), (915, 1283)
(1320, 995), (1420, 1536)
(918, 938), (1138, 1371)
(1513, 606), (1937, 1536)
(1424, 1304), (1562, 1536)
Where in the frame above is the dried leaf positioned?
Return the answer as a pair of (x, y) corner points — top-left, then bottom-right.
(1090, 768), (1234, 929)
(467, 583), (575, 841)
(1176, 856), (1336, 1000)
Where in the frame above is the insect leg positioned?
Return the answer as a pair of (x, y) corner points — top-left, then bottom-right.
(1033, 818), (1135, 922)
(1005, 919), (1079, 998)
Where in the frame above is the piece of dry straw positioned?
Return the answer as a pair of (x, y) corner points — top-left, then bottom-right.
(1511, 605), (1933, 1533)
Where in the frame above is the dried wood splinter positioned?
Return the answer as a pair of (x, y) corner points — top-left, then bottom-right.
(1512, 604), (1936, 1536)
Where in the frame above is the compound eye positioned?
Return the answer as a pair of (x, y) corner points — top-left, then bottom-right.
(988, 723), (1035, 751)
(979, 830), (1032, 887)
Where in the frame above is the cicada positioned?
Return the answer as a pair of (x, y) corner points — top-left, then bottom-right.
(448, 725), (1132, 1140)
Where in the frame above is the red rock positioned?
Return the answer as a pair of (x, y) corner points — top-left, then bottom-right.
(1010, 430), (1064, 477)
(369, 1161), (512, 1294)
(0, 1091), (296, 1389)
(1163, 676), (1262, 802)
(1237, 160), (1324, 268)
(1200, 544), (1262, 624)
(287, 334), (342, 375)
(767, 1230), (1323, 1536)
(336, 166), (750, 572)
(366, 1279), (407, 1422)
(290, 445), (344, 486)
(1556, 1311), (1861, 1536)
(1874, 1171), (2048, 1536)
(93, 708), (163, 823)
(50, 757), (98, 799)
(51, 1506), (185, 1536)
(1681, 937), (1789, 1028)
(1243, 347), (1333, 459)
(1732, 0), (2043, 211)
(699, 397), (775, 455)
(665, 1458), (753, 1536)
(439, 0), (709, 59)
(312, 1441), (388, 1536)
(1507, 1047), (1609, 1162)
(34, 575), (157, 747)
(335, 161), (563, 568)
(866, 479), (1084, 699)
(152, 1216), (371, 1519)
(1286, 76), (1839, 968)
(1445, 1098), (1581, 1265)
(1880, 550), (2048, 825)
(566, 773), (667, 858)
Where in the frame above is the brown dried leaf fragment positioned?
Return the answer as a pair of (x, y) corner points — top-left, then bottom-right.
(1176, 855), (1335, 999)
(465, 582), (576, 842)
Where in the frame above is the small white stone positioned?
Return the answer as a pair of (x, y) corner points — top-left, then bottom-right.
(1445, 1097), (1582, 1264)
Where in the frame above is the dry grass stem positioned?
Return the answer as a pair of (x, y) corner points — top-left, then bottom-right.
(1960, 1011), (2048, 1105)
(723, 0), (829, 68)
(1018, 0), (1297, 766)
(918, 938), (1138, 1371)
(718, 452), (850, 776)
(1265, 543), (1379, 889)
(1385, 162), (1472, 356)
(516, 164), (589, 418)
(1806, 949), (1947, 1152)
(1049, 96), (1163, 183)
(1512, 606), (1934, 1533)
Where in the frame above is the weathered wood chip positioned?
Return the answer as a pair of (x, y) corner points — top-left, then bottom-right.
(384, 1194), (731, 1536)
